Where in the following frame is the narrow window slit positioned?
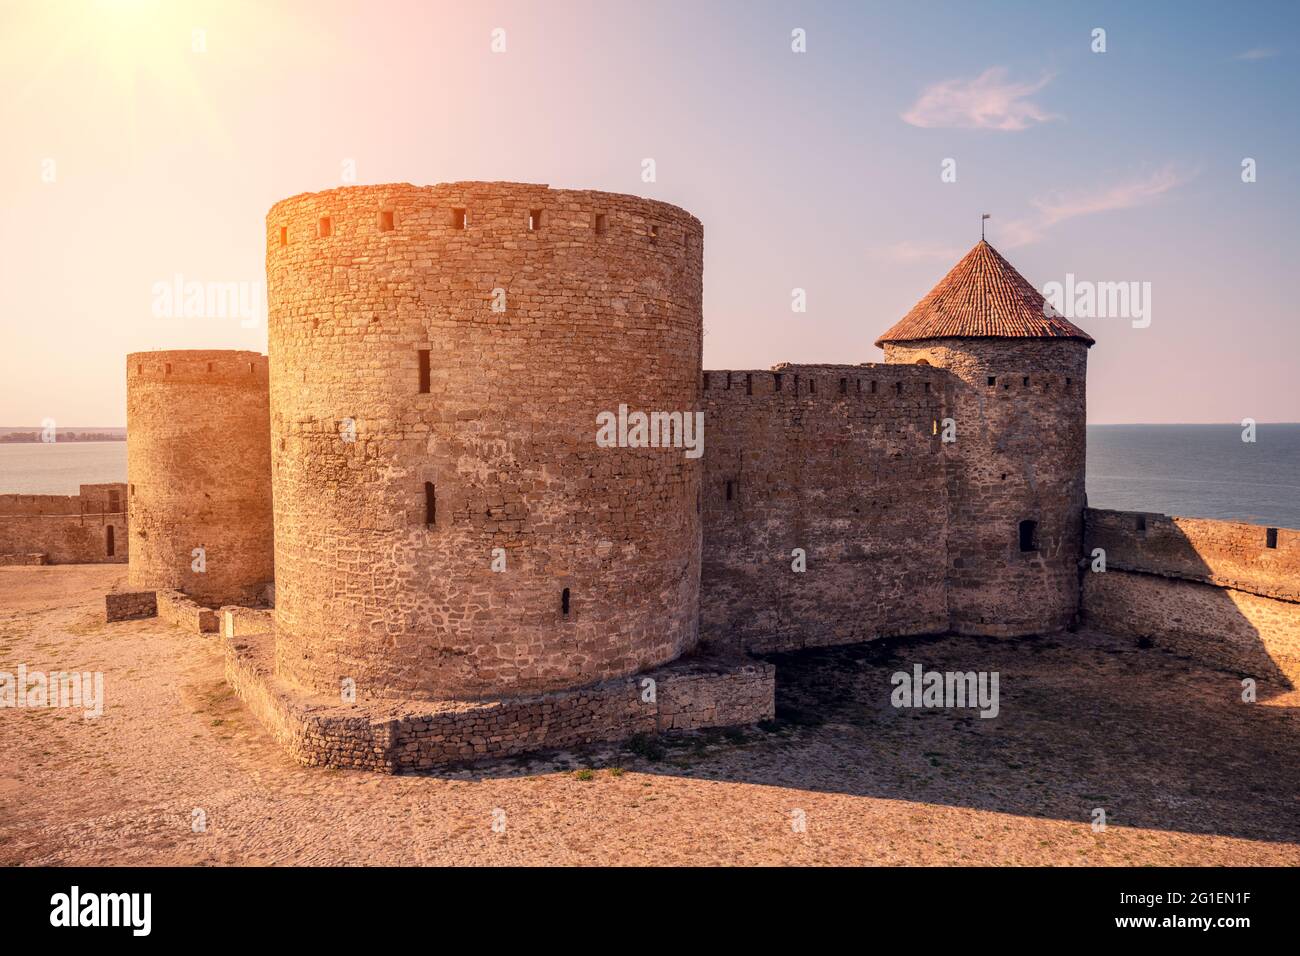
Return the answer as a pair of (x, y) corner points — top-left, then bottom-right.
(424, 482), (436, 525)
(418, 349), (431, 394)
(1018, 519), (1038, 553)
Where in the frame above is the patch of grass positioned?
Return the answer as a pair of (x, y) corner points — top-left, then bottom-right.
(625, 733), (665, 762)
(572, 768), (595, 782)
(607, 767), (625, 777)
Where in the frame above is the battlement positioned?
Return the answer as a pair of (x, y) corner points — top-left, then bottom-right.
(1085, 508), (1300, 602)
(127, 350), (268, 385)
(0, 483), (127, 564)
(0, 484), (126, 517)
(703, 363), (947, 402)
(266, 182), (701, 271)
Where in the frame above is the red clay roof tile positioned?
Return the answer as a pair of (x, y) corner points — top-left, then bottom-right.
(875, 240), (1095, 347)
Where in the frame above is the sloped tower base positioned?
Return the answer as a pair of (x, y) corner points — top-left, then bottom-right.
(223, 630), (773, 773)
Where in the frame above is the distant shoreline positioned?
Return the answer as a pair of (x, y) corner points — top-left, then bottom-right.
(0, 435), (125, 444)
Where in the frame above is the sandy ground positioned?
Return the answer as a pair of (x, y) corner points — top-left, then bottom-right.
(1, 564), (1297, 866)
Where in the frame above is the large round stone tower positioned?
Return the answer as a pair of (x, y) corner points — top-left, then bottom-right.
(266, 182), (704, 701)
(126, 349), (274, 605)
(877, 240), (1094, 636)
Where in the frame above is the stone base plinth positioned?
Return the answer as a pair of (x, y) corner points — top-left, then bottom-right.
(105, 590), (158, 622)
(223, 631), (774, 773)
(156, 589), (219, 633)
(0, 552), (48, 566)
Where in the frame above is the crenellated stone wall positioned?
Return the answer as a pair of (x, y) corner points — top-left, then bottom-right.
(0, 483), (127, 564)
(1082, 508), (1300, 687)
(700, 363), (951, 652)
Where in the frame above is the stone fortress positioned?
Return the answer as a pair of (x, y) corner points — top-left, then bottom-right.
(16, 181), (1294, 771)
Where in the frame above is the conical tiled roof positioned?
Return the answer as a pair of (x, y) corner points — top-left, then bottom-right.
(875, 240), (1094, 347)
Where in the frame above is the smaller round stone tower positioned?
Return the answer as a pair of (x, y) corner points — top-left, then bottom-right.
(876, 240), (1094, 636)
(126, 350), (274, 606)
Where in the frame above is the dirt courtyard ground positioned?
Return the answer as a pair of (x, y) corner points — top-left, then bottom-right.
(2, 564), (1297, 866)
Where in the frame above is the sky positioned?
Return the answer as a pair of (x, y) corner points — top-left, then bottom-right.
(1, 0), (1296, 426)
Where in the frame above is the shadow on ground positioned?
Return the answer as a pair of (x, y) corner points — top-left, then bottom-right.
(448, 628), (1300, 846)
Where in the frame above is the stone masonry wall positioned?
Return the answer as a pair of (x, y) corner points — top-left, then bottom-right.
(127, 351), (274, 606)
(0, 483), (127, 564)
(1085, 508), (1299, 601)
(700, 363), (950, 652)
(884, 338), (1089, 636)
(225, 631), (773, 772)
(1081, 508), (1300, 687)
(105, 590), (158, 622)
(266, 183), (703, 702)
(1083, 570), (1300, 687)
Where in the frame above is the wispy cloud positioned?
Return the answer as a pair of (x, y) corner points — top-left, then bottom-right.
(999, 165), (1197, 247)
(1234, 47), (1279, 61)
(869, 239), (967, 263)
(902, 67), (1057, 131)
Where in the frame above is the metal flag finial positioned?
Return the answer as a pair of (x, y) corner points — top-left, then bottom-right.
(981, 213), (991, 240)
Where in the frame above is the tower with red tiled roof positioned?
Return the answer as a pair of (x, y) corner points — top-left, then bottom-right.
(879, 240), (1093, 636)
